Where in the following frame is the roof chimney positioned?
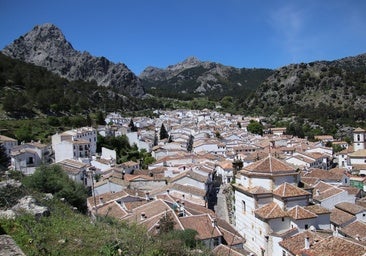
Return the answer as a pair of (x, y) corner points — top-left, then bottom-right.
(145, 192), (150, 201)
(304, 236), (310, 250)
(315, 189), (320, 196)
(141, 212), (146, 221)
(99, 197), (104, 205)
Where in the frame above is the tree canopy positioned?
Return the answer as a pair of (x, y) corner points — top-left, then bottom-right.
(247, 120), (264, 136)
(160, 123), (169, 140)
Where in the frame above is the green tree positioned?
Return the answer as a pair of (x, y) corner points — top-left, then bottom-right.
(15, 124), (33, 142)
(0, 143), (10, 174)
(186, 134), (194, 152)
(160, 123), (169, 140)
(96, 111), (106, 125)
(129, 119), (137, 132)
(247, 120), (264, 136)
(23, 165), (88, 213)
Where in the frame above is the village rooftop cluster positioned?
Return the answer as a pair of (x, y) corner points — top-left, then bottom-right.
(1, 109), (366, 256)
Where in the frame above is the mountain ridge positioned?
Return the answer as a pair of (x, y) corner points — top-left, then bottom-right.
(140, 56), (273, 100)
(1, 23), (145, 98)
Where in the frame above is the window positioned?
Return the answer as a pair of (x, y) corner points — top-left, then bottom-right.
(305, 224), (309, 230)
(242, 200), (246, 213)
(282, 217), (285, 222)
(27, 157), (34, 164)
(357, 134), (360, 141)
(282, 250), (287, 256)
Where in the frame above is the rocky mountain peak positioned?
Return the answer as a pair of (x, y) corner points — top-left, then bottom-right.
(2, 23), (145, 98)
(167, 56), (202, 71)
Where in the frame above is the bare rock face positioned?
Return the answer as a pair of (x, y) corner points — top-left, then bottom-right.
(12, 196), (50, 219)
(0, 235), (26, 256)
(2, 23), (145, 98)
(140, 56), (273, 98)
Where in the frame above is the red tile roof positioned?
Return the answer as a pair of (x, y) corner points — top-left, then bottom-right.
(243, 155), (296, 174)
(340, 221), (366, 241)
(302, 236), (366, 256)
(335, 202), (366, 215)
(330, 208), (356, 226)
(287, 206), (317, 220)
(273, 182), (311, 198)
(255, 202), (288, 220)
(179, 214), (222, 240)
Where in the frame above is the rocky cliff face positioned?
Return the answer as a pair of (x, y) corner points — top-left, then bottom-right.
(1, 23), (145, 98)
(246, 53), (366, 116)
(140, 56), (273, 99)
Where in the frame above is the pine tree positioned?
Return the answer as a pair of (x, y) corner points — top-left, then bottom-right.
(159, 124), (169, 140)
(0, 143), (10, 174)
(186, 134), (194, 152)
(129, 119), (137, 132)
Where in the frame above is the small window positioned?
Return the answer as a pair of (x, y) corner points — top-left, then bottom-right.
(242, 200), (246, 213)
(282, 217), (285, 222)
(305, 224), (309, 230)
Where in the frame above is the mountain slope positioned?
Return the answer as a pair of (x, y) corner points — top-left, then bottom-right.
(246, 54), (366, 124)
(140, 56), (273, 100)
(1, 23), (145, 98)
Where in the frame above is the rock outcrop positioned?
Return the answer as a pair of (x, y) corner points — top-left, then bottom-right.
(140, 56), (273, 99)
(2, 23), (145, 98)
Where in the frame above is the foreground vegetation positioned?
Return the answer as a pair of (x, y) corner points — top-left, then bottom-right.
(0, 167), (209, 256)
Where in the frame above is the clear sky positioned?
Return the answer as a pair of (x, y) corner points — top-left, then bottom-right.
(1, 0), (366, 75)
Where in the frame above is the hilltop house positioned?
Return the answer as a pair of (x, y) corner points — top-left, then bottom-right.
(52, 127), (97, 163)
(10, 141), (52, 174)
(0, 135), (17, 156)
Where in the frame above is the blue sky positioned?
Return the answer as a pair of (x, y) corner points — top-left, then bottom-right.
(1, 0), (366, 75)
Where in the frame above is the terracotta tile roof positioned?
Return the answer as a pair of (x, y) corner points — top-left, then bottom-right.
(159, 194), (215, 216)
(0, 135), (17, 142)
(354, 127), (366, 132)
(302, 168), (343, 181)
(169, 170), (207, 183)
(255, 202), (288, 220)
(212, 244), (246, 256)
(121, 199), (173, 224)
(179, 214), (222, 240)
(144, 210), (184, 234)
(302, 236), (366, 256)
(216, 218), (245, 246)
(95, 201), (128, 219)
(312, 181), (344, 201)
(273, 182), (311, 198)
(340, 221), (366, 241)
(301, 177), (320, 187)
(279, 230), (329, 256)
(287, 206), (317, 220)
(232, 184), (272, 195)
(218, 160), (234, 169)
(87, 190), (128, 209)
(304, 205), (331, 215)
(349, 149), (366, 157)
(335, 202), (365, 215)
(330, 208), (356, 226)
(242, 155), (296, 174)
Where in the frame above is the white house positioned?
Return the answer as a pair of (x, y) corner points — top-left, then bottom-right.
(233, 155), (302, 256)
(0, 135), (17, 156)
(52, 127), (97, 157)
(10, 141), (52, 174)
(54, 138), (91, 163)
